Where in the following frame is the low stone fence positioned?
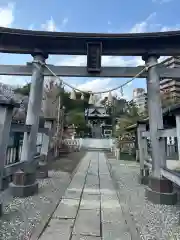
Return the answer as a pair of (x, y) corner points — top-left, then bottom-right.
(62, 138), (81, 151)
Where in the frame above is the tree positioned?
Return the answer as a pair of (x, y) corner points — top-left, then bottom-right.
(67, 111), (88, 135)
(14, 83), (31, 96)
(115, 101), (142, 136)
(14, 83), (90, 114)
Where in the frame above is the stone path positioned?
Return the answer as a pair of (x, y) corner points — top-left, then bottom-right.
(39, 151), (133, 240)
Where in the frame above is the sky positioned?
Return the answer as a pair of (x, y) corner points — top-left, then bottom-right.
(0, 0), (179, 99)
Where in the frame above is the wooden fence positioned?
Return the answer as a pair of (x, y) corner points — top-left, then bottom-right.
(6, 132), (43, 165)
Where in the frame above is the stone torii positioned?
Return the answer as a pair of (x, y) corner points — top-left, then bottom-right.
(0, 26), (180, 203)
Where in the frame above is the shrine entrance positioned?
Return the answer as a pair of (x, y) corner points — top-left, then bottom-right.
(91, 124), (101, 138)
(1, 27), (180, 205)
(85, 104), (112, 138)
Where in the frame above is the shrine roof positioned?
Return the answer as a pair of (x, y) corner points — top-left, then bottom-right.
(1, 27), (180, 56)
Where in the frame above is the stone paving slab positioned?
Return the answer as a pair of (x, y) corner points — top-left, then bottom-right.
(39, 219), (74, 240)
(72, 209), (101, 237)
(81, 192), (100, 200)
(83, 187), (100, 195)
(101, 207), (123, 224)
(53, 198), (79, 219)
(102, 222), (132, 240)
(80, 198), (100, 210)
(62, 188), (83, 200)
(71, 235), (101, 240)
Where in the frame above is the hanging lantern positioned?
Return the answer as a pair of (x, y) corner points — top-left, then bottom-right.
(70, 89), (76, 100)
(93, 94), (97, 105)
(81, 93), (84, 100)
(108, 91), (113, 103)
(88, 93), (94, 104)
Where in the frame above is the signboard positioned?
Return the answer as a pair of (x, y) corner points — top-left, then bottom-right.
(87, 42), (102, 73)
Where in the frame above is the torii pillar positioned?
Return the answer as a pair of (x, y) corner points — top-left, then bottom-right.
(21, 53), (48, 162)
(142, 54), (177, 205)
(10, 52), (48, 197)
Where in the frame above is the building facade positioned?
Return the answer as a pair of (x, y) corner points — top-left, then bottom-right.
(160, 57), (180, 102)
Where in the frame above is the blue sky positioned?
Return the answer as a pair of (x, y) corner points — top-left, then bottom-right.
(0, 0), (179, 99)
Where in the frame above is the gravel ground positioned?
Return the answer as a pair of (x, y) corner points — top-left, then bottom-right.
(0, 151), (85, 240)
(108, 159), (180, 240)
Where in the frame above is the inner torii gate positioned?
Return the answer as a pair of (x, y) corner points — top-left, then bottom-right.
(1, 27), (180, 204)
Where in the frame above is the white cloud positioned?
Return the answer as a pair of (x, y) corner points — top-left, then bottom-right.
(129, 12), (180, 33)
(0, 76), (29, 87)
(75, 78), (130, 100)
(130, 12), (157, 33)
(76, 78), (112, 92)
(41, 17), (57, 31)
(78, 78), (131, 100)
(0, 3), (14, 27)
(41, 17), (68, 32)
(58, 55), (144, 67)
(160, 25), (180, 31)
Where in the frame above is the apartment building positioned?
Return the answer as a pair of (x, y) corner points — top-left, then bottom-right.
(160, 57), (180, 102)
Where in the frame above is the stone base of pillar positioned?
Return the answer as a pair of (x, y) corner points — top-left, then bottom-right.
(9, 170), (38, 198)
(37, 161), (49, 179)
(145, 176), (177, 205)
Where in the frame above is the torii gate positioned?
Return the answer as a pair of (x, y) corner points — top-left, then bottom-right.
(0, 27), (180, 204)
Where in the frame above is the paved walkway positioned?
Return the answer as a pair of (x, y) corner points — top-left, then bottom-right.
(39, 152), (132, 240)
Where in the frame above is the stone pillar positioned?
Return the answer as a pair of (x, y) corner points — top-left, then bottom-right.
(9, 52), (48, 198)
(143, 55), (166, 175)
(137, 123), (149, 184)
(41, 120), (53, 158)
(21, 53), (47, 162)
(0, 99), (19, 215)
(142, 55), (177, 205)
(37, 119), (54, 178)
